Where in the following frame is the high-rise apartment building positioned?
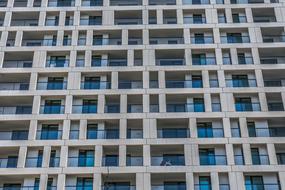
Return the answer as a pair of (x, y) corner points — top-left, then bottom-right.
(0, 0), (285, 189)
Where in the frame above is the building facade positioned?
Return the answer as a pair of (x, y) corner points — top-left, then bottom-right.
(0, 0), (285, 189)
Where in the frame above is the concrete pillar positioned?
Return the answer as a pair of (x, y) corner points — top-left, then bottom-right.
(136, 173), (144, 190)
(158, 70), (165, 88)
(93, 173), (102, 190)
(223, 118), (231, 138)
(202, 70), (210, 88)
(279, 172), (285, 190)
(127, 49), (134, 66)
(39, 174), (48, 190)
(57, 174), (66, 190)
(211, 172), (219, 190)
(242, 144), (252, 165)
(28, 120), (37, 140)
(111, 71), (118, 89)
(204, 93), (212, 112)
(239, 117), (249, 138)
(17, 146), (27, 168)
(226, 144), (234, 165)
(189, 118), (197, 138)
(65, 95), (73, 114)
(186, 173), (194, 190)
(228, 172), (238, 190)
(122, 29), (128, 45)
(143, 94), (149, 113)
(119, 145), (126, 166)
(32, 95), (41, 114)
(15, 31), (23, 47)
(143, 145), (151, 166)
(120, 94), (127, 113)
(192, 144), (199, 165)
(120, 119), (127, 139)
(42, 146), (51, 168)
(255, 69), (264, 87)
(236, 172), (246, 190)
(59, 146), (68, 167)
(79, 119), (87, 140)
(157, 9), (163, 25)
(62, 120), (70, 140)
(97, 94), (105, 114)
(184, 144), (192, 166)
(95, 145), (103, 167)
(259, 92), (268, 112)
(29, 72), (38, 90)
(267, 143), (277, 165)
(159, 94), (166, 113)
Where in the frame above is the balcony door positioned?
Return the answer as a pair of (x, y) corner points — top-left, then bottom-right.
(235, 98), (252, 111)
(44, 100), (62, 113)
(199, 149), (215, 165)
(84, 77), (100, 89)
(232, 75), (249, 87)
(199, 176), (211, 190)
(78, 150), (94, 167)
(41, 124), (59, 139)
(47, 77), (64, 90)
(251, 148), (261, 165)
(82, 99), (97, 113)
(197, 122), (213, 138)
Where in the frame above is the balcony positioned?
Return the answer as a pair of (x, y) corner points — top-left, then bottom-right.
(66, 185), (93, 190)
(68, 156), (94, 167)
(110, 0), (141, 5)
(0, 106), (32, 115)
(87, 129), (119, 139)
(234, 155), (245, 165)
(46, 59), (69, 67)
(268, 102), (284, 111)
(263, 35), (285, 43)
(10, 19), (38, 26)
(253, 16), (276, 23)
(40, 105), (65, 114)
(192, 57), (216, 65)
(235, 102), (261, 112)
(232, 15), (247, 23)
(245, 184), (280, 190)
(115, 18), (142, 25)
(226, 79), (257, 87)
(48, 0), (75, 7)
(260, 56), (285, 64)
(151, 155), (185, 166)
(81, 81), (111, 90)
(49, 157), (60, 167)
(248, 127), (285, 137)
(126, 156), (143, 166)
(0, 157), (17, 169)
(93, 38), (122, 45)
(102, 185), (136, 190)
(102, 156), (119, 166)
(2, 60), (33, 68)
(191, 36), (214, 44)
(157, 128), (190, 138)
(105, 104), (120, 113)
(277, 153), (285, 164)
(149, 0), (176, 5)
(0, 82), (29, 91)
(197, 127), (224, 138)
(118, 81), (143, 89)
(80, 17), (102, 25)
(22, 39), (56, 46)
(45, 18), (59, 26)
(199, 154), (227, 165)
(167, 103), (205, 112)
(0, 130), (28, 140)
(82, 0), (103, 6)
(251, 154), (269, 165)
(92, 58), (127, 67)
(194, 184), (212, 190)
(149, 37), (184, 45)
(36, 130), (62, 140)
(165, 80), (203, 88)
(152, 184), (186, 190)
(183, 0), (210, 4)
(156, 59), (185, 66)
(72, 105), (97, 114)
(37, 82), (67, 90)
(221, 35), (250, 43)
(127, 104), (143, 113)
(25, 157), (42, 167)
(184, 16), (206, 24)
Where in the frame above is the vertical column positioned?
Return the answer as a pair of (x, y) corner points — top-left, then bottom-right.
(79, 119), (87, 140)
(62, 120), (70, 140)
(28, 120), (37, 140)
(136, 173), (144, 190)
(65, 95), (73, 114)
(93, 173), (102, 190)
(143, 145), (151, 166)
(122, 29), (128, 45)
(189, 118), (197, 138)
(281, 92), (285, 110)
(230, 48), (238, 65)
(204, 93), (212, 112)
(223, 118), (231, 138)
(15, 31), (23, 47)
(39, 174), (48, 190)
(59, 11), (66, 26)
(258, 92), (268, 112)
(119, 145), (126, 166)
(42, 146), (51, 168)
(156, 9), (163, 25)
(242, 144), (252, 165)
(255, 69), (264, 87)
(127, 49), (134, 66)
(185, 49), (192, 65)
(226, 144), (234, 165)
(184, 144), (193, 166)
(228, 172), (238, 190)
(120, 119), (127, 139)
(97, 95), (105, 114)
(111, 71), (118, 89)
(120, 94), (127, 113)
(17, 146), (27, 168)
(202, 70), (210, 88)
(95, 145), (103, 167)
(143, 94), (149, 113)
(186, 173), (194, 190)
(267, 143), (277, 165)
(60, 146), (68, 168)
(32, 95), (41, 114)
(279, 172), (285, 190)
(239, 117), (248, 137)
(192, 144), (199, 165)
(235, 172), (246, 190)
(57, 174), (66, 190)
(210, 172), (219, 190)
(159, 94), (166, 113)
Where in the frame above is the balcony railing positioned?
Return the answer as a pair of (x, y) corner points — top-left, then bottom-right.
(46, 59), (69, 67)
(220, 35), (250, 43)
(48, 0), (75, 7)
(0, 186), (40, 190)
(264, 80), (284, 87)
(234, 155), (244, 165)
(152, 184), (186, 190)
(268, 102), (284, 111)
(151, 155), (185, 166)
(212, 103), (221, 112)
(0, 157), (18, 168)
(245, 184), (281, 190)
(36, 130), (62, 140)
(157, 128), (190, 138)
(79, 18), (102, 25)
(127, 129), (143, 139)
(68, 156), (94, 167)
(2, 60), (33, 68)
(0, 106), (32, 114)
(40, 105), (65, 114)
(118, 81), (143, 89)
(231, 128), (241, 137)
(81, 81), (111, 89)
(163, 17), (177, 24)
(65, 185), (93, 190)
(260, 56), (285, 64)
(87, 129), (119, 139)
(114, 18), (142, 25)
(102, 185), (136, 190)
(128, 38), (143, 45)
(110, 0), (141, 5)
(183, 0), (210, 4)
(226, 79), (257, 87)
(149, 0), (176, 5)
(235, 102), (261, 112)
(190, 36), (214, 44)
(233, 15), (247, 23)
(149, 37), (184, 44)
(263, 35), (285, 43)
(197, 128), (224, 138)
(22, 39), (57, 46)
(37, 82), (67, 90)
(126, 156), (143, 166)
(92, 59), (127, 67)
(81, 0), (103, 6)
(45, 18), (59, 26)
(150, 104), (159, 113)
(192, 57), (216, 65)
(252, 154), (270, 165)
(72, 105), (97, 114)
(0, 82), (29, 90)
(25, 157), (42, 167)
(0, 130), (28, 140)
(194, 184), (212, 190)
(10, 19), (38, 26)
(253, 16), (276, 23)
(93, 38), (122, 45)
(156, 59), (185, 66)
(127, 104), (143, 113)
(102, 156), (119, 166)
(165, 80), (203, 88)
(167, 103), (205, 112)
(277, 153), (285, 165)
(248, 127), (285, 137)
(184, 16), (206, 24)
(49, 157), (60, 167)
(231, 0), (264, 3)
(69, 130), (79, 139)
(220, 184), (231, 190)
(105, 104), (120, 113)
(199, 154), (227, 165)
